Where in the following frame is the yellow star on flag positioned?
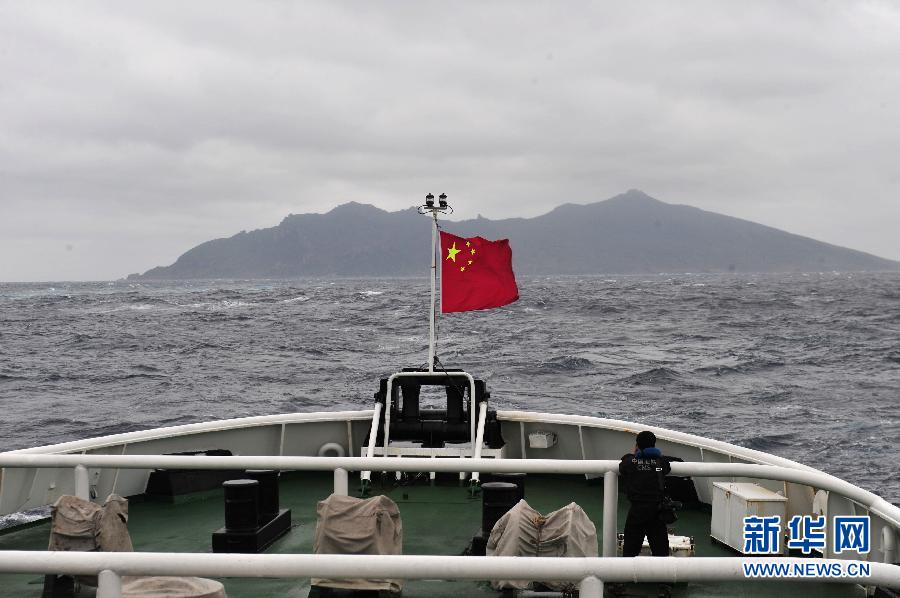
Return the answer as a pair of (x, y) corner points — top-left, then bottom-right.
(446, 242), (461, 262)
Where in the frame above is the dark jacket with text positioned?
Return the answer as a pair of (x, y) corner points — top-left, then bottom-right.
(619, 447), (671, 504)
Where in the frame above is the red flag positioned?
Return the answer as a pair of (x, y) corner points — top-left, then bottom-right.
(440, 231), (518, 313)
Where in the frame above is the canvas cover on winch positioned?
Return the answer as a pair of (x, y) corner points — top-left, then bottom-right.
(50, 495), (225, 596)
(49, 494), (135, 587)
(486, 499), (598, 591)
(121, 576), (227, 598)
(48, 495), (103, 553)
(312, 494), (403, 592)
(49, 493), (134, 553)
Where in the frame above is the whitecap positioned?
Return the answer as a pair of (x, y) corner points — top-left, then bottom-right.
(0, 506), (50, 530)
(220, 300), (253, 308)
(282, 296), (310, 303)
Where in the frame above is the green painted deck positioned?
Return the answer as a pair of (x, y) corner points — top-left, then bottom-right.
(0, 473), (866, 597)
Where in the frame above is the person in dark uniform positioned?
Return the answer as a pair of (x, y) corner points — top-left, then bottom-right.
(609, 430), (673, 598)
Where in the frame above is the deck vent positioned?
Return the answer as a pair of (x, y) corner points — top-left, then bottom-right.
(212, 473), (292, 553)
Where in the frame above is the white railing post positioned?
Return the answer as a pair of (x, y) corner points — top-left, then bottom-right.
(383, 380), (392, 460)
(360, 402), (383, 484)
(471, 402), (488, 483)
(469, 378), (476, 449)
(579, 575), (603, 597)
(74, 464), (89, 501)
(97, 569), (122, 598)
(333, 468), (349, 496)
(603, 470), (618, 558)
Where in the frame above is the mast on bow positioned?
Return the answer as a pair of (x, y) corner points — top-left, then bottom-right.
(418, 193), (451, 372)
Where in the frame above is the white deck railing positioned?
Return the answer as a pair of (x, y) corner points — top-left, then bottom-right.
(4, 454), (900, 526)
(2, 454), (900, 597)
(0, 552), (897, 598)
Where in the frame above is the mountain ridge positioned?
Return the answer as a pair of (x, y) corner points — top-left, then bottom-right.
(130, 190), (900, 279)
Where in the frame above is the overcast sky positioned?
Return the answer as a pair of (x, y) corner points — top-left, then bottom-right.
(2, 1), (899, 281)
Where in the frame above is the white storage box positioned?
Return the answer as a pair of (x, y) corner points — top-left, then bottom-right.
(711, 482), (787, 554)
(617, 533), (695, 557)
(527, 431), (557, 449)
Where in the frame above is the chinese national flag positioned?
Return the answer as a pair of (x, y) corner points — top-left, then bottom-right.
(440, 231), (519, 313)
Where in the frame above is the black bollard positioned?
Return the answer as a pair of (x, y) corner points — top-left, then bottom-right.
(481, 481), (519, 534)
(245, 470), (279, 524)
(223, 479), (260, 533)
(485, 472), (526, 502)
(214, 477), (292, 553)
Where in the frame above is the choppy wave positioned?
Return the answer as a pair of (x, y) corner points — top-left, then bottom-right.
(619, 367), (683, 386)
(693, 359), (786, 376)
(539, 355), (595, 371)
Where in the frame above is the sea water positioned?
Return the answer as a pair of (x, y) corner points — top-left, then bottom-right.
(1, 273), (898, 503)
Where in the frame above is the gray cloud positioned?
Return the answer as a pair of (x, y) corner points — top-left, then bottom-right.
(2, 0), (899, 280)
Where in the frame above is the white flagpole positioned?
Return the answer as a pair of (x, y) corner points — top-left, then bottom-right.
(428, 209), (438, 372)
(421, 193), (449, 372)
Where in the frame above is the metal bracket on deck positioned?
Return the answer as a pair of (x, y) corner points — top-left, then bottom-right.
(359, 370), (503, 488)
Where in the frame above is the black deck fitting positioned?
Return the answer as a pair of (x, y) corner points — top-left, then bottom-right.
(212, 475), (291, 553)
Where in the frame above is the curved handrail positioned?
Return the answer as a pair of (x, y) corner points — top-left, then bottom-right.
(4, 410), (376, 455)
(0, 552), (896, 587)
